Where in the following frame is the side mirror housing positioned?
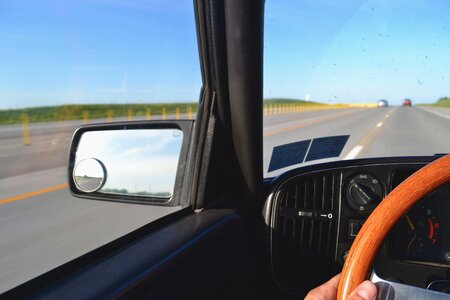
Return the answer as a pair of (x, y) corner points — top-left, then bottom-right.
(68, 120), (193, 206)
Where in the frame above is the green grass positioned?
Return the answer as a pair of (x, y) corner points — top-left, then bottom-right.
(263, 98), (325, 105)
(419, 97), (450, 108)
(431, 97), (450, 108)
(0, 98), (333, 125)
(0, 103), (199, 125)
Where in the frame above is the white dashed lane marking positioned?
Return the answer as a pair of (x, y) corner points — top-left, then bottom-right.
(344, 145), (363, 160)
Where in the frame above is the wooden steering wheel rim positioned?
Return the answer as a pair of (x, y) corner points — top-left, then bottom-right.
(337, 154), (450, 299)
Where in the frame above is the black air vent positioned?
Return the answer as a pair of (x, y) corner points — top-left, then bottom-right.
(277, 173), (338, 257)
(273, 172), (341, 295)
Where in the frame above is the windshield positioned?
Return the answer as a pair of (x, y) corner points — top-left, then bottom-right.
(264, 0), (450, 177)
(2, 0), (450, 292)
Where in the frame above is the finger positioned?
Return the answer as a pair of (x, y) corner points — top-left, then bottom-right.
(347, 280), (377, 300)
(305, 273), (341, 300)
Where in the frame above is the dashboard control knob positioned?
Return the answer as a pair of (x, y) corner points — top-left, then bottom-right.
(347, 174), (384, 211)
(350, 182), (375, 205)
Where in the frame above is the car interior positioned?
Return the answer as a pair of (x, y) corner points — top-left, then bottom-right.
(3, 1), (450, 300)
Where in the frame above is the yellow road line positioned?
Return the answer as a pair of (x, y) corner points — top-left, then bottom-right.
(0, 183), (68, 205)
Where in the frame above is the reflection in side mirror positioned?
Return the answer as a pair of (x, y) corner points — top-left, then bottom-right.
(73, 158), (107, 192)
(73, 128), (183, 199)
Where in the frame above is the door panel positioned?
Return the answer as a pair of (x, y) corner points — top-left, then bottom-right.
(5, 210), (254, 299)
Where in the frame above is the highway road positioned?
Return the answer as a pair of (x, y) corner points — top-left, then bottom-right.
(264, 106), (450, 176)
(1, 106), (450, 292)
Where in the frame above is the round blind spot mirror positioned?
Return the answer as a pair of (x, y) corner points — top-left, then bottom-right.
(73, 158), (107, 193)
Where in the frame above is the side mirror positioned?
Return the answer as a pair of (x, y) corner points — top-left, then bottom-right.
(68, 121), (193, 205)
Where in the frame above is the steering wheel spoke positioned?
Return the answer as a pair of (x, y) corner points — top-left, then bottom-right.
(371, 272), (450, 299)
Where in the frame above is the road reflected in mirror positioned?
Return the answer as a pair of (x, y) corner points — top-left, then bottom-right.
(75, 129), (183, 198)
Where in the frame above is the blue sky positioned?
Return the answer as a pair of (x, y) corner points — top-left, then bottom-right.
(0, 0), (201, 109)
(265, 0), (450, 105)
(1, 0), (450, 109)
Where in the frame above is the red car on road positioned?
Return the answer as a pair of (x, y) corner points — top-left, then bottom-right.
(403, 99), (412, 106)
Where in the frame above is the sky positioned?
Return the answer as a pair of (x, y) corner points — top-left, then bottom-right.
(0, 0), (201, 109)
(265, 0), (450, 105)
(1, 0), (450, 109)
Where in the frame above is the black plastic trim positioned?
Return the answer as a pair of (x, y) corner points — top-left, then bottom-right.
(265, 156), (439, 186)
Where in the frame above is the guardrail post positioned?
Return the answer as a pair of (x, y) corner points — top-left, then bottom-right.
(83, 111), (89, 124)
(187, 106), (193, 119)
(128, 109), (133, 121)
(107, 110), (113, 122)
(175, 107), (180, 120)
(21, 113), (30, 146)
(162, 107), (167, 120)
(146, 108), (151, 120)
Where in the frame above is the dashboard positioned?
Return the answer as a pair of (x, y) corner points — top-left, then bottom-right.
(388, 178), (450, 267)
(264, 156), (450, 296)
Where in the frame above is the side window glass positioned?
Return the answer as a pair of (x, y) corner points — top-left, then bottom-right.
(0, 1), (201, 293)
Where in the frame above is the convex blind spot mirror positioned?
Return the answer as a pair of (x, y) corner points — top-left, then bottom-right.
(73, 158), (107, 193)
(68, 121), (193, 205)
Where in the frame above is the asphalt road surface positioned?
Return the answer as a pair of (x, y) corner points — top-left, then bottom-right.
(1, 106), (450, 292)
(264, 106), (450, 176)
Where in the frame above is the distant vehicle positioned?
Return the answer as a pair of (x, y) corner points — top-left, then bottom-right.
(377, 99), (389, 107)
(403, 98), (412, 106)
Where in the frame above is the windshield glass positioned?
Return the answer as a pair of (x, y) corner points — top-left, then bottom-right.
(264, 0), (450, 177)
(0, 0), (200, 292)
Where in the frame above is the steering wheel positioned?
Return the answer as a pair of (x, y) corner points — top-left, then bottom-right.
(337, 154), (450, 300)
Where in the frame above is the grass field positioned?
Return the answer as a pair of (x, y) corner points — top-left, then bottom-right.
(430, 97), (450, 108)
(0, 103), (199, 125)
(263, 98), (324, 105)
(0, 98), (345, 125)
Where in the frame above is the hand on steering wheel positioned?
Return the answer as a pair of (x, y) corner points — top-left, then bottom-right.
(306, 273), (377, 300)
